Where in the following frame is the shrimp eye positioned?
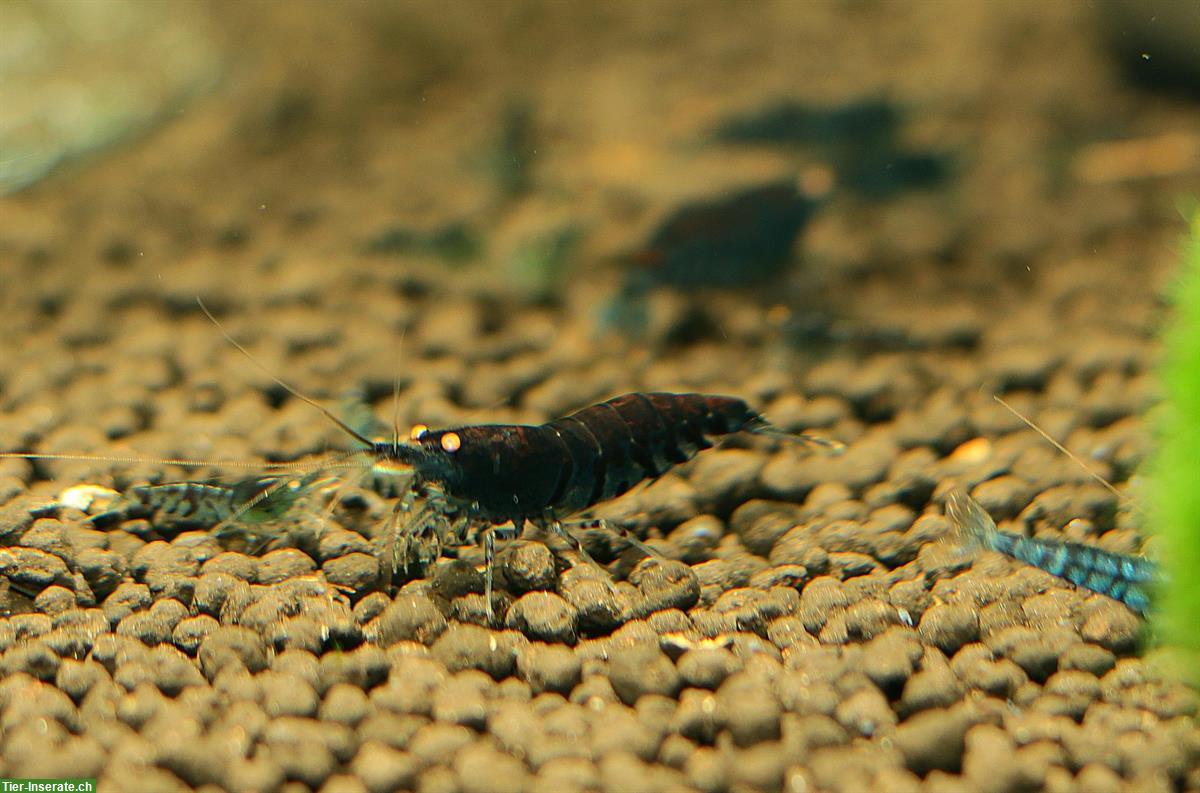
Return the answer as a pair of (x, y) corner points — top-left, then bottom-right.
(410, 424), (429, 441)
(440, 432), (461, 453)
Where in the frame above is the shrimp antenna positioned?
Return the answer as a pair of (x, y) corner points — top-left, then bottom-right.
(993, 395), (1126, 503)
(196, 297), (376, 448)
(392, 325), (408, 449)
(750, 421), (846, 453)
(0, 452), (296, 470)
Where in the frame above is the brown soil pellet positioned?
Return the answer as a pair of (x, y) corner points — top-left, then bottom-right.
(256, 548), (318, 585)
(557, 567), (623, 635)
(351, 741), (420, 793)
(431, 624), (517, 680)
(505, 591), (578, 644)
(517, 643), (582, 695)
(607, 643), (681, 705)
(499, 542), (559, 594)
(368, 595), (449, 647)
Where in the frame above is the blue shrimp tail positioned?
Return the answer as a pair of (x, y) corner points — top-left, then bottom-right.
(945, 489), (1157, 616)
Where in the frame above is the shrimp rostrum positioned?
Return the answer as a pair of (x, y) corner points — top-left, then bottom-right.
(366, 391), (820, 619)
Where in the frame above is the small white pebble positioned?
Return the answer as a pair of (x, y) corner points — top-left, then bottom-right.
(58, 483), (120, 513)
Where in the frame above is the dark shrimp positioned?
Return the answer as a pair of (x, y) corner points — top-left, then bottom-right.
(386, 393), (764, 519)
(195, 299), (832, 620)
(373, 392), (819, 619)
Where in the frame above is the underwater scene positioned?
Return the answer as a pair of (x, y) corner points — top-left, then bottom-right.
(1, 2), (1199, 791)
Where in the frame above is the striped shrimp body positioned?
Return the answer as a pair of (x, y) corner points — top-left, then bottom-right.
(87, 471), (328, 549)
(375, 392), (779, 616)
(946, 489), (1158, 615)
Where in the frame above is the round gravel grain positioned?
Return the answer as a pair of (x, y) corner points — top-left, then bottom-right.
(320, 683), (371, 726)
(257, 548), (317, 585)
(267, 715), (358, 764)
(142, 571), (196, 604)
(557, 567), (623, 635)
(431, 671), (490, 729)
(608, 643), (681, 705)
(409, 722), (476, 767)
(318, 645), (389, 694)
(1080, 601), (1141, 653)
(265, 616), (326, 655)
(368, 594), (449, 647)
(894, 706), (972, 775)
(729, 741), (788, 791)
(116, 609), (173, 647)
(961, 723), (1028, 793)
(730, 500), (799, 557)
(455, 742), (531, 793)
(147, 645), (205, 695)
(677, 648), (741, 690)
(629, 558), (700, 616)
(354, 591), (393, 625)
(657, 732), (694, 770)
(319, 774), (370, 793)
(318, 528), (374, 562)
(1, 639), (61, 681)
(593, 707), (661, 763)
(431, 559), (484, 600)
(919, 603), (980, 655)
(192, 572), (247, 618)
(842, 598), (903, 641)
(154, 735), (223, 788)
(201, 551), (260, 581)
(797, 577), (849, 634)
(666, 515), (723, 564)
(323, 553), (382, 593)
(518, 643), (582, 695)
(131, 541), (200, 580)
(351, 741), (420, 793)
(372, 656), (446, 716)
(899, 651), (963, 716)
(860, 629), (921, 694)
(506, 591), (578, 644)
(432, 624), (517, 680)
(532, 757), (598, 793)
(267, 740), (338, 789)
(684, 746), (727, 793)
(75, 547), (125, 600)
(269, 649), (320, 690)
(568, 674), (621, 709)
(357, 711), (429, 751)
(222, 754), (287, 793)
(1007, 637), (1062, 683)
(1059, 642), (1116, 677)
(8, 613), (52, 640)
(56, 658), (110, 704)
(718, 675), (782, 747)
(171, 614), (219, 656)
(501, 542), (559, 593)
(101, 581), (152, 625)
(198, 626), (269, 679)
(261, 670), (320, 718)
(834, 685), (895, 738)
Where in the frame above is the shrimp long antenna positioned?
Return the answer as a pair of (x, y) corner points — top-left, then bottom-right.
(993, 395), (1125, 503)
(196, 296), (376, 448)
(392, 325), (408, 449)
(0, 452), (292, 470)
